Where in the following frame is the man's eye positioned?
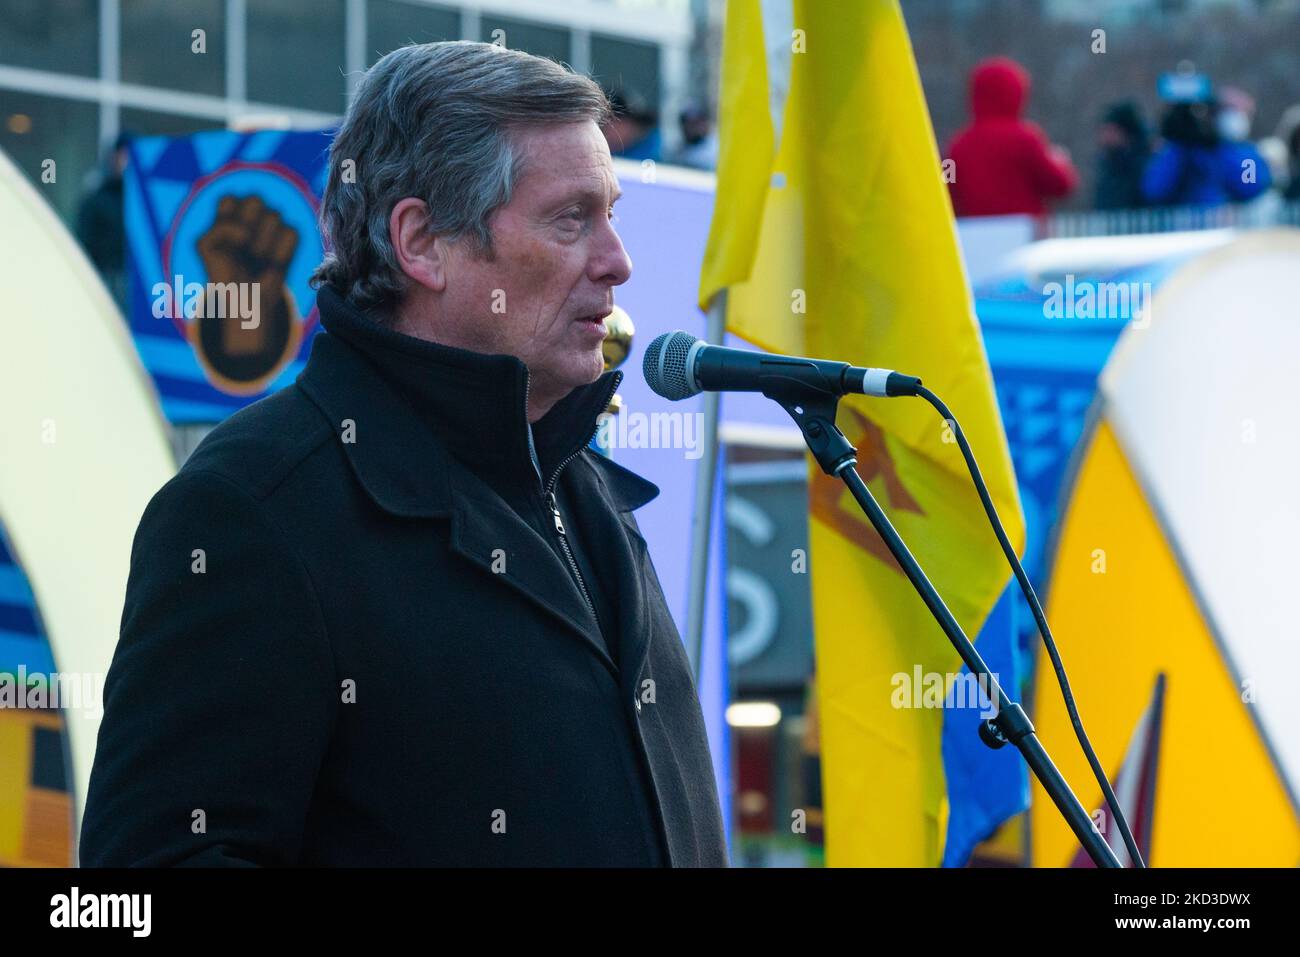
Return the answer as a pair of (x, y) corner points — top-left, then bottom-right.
(608, 208), (620, 224)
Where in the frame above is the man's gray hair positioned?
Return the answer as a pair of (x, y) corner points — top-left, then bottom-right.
(311, 41), (612, 314)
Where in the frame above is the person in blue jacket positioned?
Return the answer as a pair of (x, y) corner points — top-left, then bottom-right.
(1142, 100), (1271, 206)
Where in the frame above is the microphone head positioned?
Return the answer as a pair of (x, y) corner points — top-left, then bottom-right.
(643, 330), (701, 400)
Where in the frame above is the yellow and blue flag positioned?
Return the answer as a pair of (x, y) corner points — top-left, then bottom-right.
(699, 0), (1024, 865)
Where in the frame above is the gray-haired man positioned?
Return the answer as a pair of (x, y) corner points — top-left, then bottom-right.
(81, 41), (728, 867)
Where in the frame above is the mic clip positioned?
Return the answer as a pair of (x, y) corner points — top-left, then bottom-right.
(769, 386), (857, 477)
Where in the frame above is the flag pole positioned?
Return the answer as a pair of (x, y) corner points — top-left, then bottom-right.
(684, 289), (727, 678)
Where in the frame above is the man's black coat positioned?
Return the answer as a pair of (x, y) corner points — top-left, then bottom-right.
(80, 286), (729, 867)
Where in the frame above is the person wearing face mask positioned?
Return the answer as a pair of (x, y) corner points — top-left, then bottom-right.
(1142, 93), (1272, 208)
(1215, 87), (1257, 144)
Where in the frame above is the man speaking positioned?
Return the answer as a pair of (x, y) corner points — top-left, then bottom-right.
(80, 41), (728, 867)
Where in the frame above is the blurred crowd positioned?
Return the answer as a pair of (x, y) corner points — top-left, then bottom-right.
(601, 88), (718, 171)
(76, 56), (1300, 305)
(943, 56), (1298, 218)
(606, 54), (1300, 223)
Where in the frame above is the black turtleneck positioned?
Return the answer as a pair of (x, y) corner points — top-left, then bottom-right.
(314, 285), (622, 665)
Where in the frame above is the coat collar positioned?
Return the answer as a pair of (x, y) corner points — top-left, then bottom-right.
(298, 284), (660, 518)
(298, 285), (662, 681)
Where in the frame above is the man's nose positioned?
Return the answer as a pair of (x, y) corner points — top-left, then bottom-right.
(591, 219), (633, 287)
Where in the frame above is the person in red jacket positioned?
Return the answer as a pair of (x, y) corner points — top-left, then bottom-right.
(946, 57), (1078, 217)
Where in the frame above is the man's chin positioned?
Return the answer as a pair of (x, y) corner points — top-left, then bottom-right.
(571, 368), (605, 392)
(536, 348), (607, 402)
(568, 347), (608, 386)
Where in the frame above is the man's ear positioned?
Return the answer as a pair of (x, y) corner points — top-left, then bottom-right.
(389, 198), (447, 292)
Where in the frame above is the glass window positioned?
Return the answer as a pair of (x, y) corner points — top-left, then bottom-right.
(611, 0), (688, 10)
(0, 89), (99, 228)
(121, 0), (225, 96)
(31, 726), (69, 791)
(247, 0), (347, 115)
(367, 0), (460, 66)
(478, 16), (570, 65)
(724, 446), (820, 867)
(0, 0), (99, 77)
(120, 107), (226, 139)
(591, 34), (661, 111)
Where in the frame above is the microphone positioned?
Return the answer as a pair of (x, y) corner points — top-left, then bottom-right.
(642, 330), (921, 401)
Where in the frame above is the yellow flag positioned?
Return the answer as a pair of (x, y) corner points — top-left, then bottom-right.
(700, 0), (1024, 865)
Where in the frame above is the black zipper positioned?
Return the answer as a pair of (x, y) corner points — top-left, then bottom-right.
(547, 488), (599, 625)
(524, 369), (621, 629)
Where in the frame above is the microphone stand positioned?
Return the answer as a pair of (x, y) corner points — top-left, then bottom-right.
(772, 384), (1122, 868)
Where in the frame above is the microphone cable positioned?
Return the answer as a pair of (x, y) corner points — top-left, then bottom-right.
(646, 327), (1143, 864)
(906, 382), (1145, 868)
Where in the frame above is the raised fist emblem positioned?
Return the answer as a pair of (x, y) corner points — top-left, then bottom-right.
(192, 194), (302, 394)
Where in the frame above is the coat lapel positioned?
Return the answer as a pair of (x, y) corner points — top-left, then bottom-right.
(297, 328), (654, 679)
(563, 453), (662, 694)
(443, 456), (617, 676)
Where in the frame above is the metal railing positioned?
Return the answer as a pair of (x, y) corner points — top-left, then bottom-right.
(1041, 197), (1300, 238)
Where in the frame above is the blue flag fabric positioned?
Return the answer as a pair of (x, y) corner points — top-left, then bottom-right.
(124, 128), (332, 422)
